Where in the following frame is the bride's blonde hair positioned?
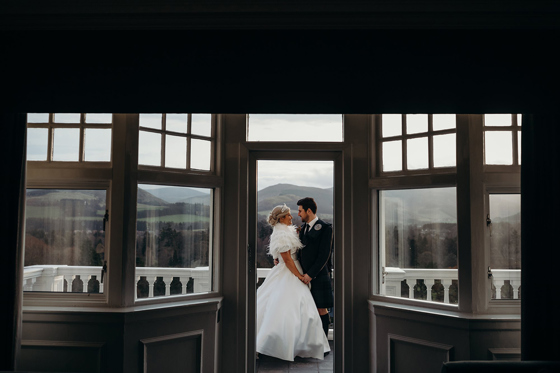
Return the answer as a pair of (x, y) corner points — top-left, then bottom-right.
(268, 204), (291, 226)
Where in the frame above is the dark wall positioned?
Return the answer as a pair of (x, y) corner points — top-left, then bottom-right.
(3, 30), (559, 114)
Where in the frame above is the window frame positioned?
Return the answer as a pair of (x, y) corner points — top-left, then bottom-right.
(138, 113), (216, 173)
(376, 114), (457, 176)
(27, 113), (113, 165)
(485, 185), (521, 313)
(372, 114), (521, 315)
(23, 113), (223, 308)
(483, 113), (522, 171)
(134, 113), (222, 306)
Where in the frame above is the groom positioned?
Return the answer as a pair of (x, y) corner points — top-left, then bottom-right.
(297, 197), (334, 339)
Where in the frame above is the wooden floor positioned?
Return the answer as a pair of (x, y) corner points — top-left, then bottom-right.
(256, 340), (334, 372)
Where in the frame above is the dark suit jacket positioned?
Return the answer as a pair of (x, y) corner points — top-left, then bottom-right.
(298, 219), (333, 279)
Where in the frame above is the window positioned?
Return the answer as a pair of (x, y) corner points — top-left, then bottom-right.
(247, 114), (343, 142)
(138, 113), (214, 171)
(136, 185), (213, 298)
(25, 112), (221, 306)
(484, 114), (522, 166)
(380, 114), (456, 173)
(379, 187), (458, 304)
(27, 113), (112, 162)
(24, 189), (107, 293)
(489, 194), (521, 300)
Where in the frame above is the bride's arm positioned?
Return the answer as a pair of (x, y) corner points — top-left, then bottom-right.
(280, 251), (304, 281)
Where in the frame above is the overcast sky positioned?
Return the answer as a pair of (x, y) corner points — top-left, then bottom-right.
(257, 160), (334, 191)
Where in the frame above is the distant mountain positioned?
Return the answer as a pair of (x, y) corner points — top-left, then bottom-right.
(258, 183), (333, 216)
(137, 188), (170, 206)
(140, 186), (209, 204)
(383, 188), (457, 224)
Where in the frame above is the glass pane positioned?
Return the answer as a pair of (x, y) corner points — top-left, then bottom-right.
(406, 114), (428, 134)
(407, 137), (428, 170)
(489, 194), (521, 300)
(84, 128), (111, 162)
(247, 114), (343, 142)
(379, 188), (458, 304)
(485, 131), (513, 165)
(191, 139), (211, 171)
(85, 113), (112, 124)
(136, 184), (212, 298)
(139, 131), (161, 166)
(518, 131), (521, 165)
(24, 189), (107, 293)
(166, 114), (188, 134)
(27, 113), (49, 123)
(517, 114), (522, 127)
(165, 135), (187, 169)
(433, 114), (456, 131)
(52, 128), (80, 161)
(485, 114), (512, 127)
(191, 114), (212, 137)
(382, 114), (402, 138)
(382, 140), (402, 172)
(54, 113), (81, 123)
(139, 114), (163, 130)
(433, 133), (456, 168)
(27, 128), (49, 161)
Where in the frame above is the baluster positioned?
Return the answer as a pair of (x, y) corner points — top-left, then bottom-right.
(149, 277), (155, 298)
(426, 279), (433, 302)
(136, 276), (141, 300)
(512, 281), (520, 299)
(64, 275), (73, 292)
(180, 276), (188, 295)
(494, 280), (504, 300)
(443, 279), (452, 304)
(83, 275), (89, 293)
(408, 281), (414, 299)
(165, 277), (173, 296)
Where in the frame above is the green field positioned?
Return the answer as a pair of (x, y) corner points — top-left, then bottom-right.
(137, 214), (210, 223)
(25, 206), (104, 219)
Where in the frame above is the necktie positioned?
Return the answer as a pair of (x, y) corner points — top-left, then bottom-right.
(303, 223), (309, 235)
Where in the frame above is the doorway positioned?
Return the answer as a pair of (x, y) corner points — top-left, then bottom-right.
(248, 154), (341, 372)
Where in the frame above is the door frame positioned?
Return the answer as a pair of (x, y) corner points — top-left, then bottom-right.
(247, 147), (344, 372)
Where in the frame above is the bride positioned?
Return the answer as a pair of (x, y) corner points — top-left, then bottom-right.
(256, 204), (330, 361)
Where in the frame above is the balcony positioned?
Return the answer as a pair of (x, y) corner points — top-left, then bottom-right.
(382, 267), (521, 302)
(23, 265), (211, 297)
(24, 266), (521, 302)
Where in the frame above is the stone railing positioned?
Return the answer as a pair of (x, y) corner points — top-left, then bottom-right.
(382, 267), (521, 303)
(23, 265), (211, 298)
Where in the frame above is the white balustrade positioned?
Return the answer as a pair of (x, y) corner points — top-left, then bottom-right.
(378, 267), (521, 303)
(24, 265), (520, 303)
(24, 265), (212, 299)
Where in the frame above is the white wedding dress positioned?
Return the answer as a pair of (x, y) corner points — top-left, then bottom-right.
(256, 223), (330, 361)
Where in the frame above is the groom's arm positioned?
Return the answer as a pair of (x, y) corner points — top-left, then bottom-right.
(305, 224), (333, 279)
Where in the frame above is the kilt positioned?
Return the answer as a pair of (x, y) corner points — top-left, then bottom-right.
(310, 274), (334, 308)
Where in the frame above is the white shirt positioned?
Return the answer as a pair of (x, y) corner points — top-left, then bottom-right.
(306, 216), (319, 231)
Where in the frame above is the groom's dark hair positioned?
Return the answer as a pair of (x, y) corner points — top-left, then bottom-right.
(297, 197), (317, 214)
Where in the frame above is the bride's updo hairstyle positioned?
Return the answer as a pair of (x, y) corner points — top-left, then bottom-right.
(268, 204), (291, 226)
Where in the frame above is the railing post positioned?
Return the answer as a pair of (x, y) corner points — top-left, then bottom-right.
(512, 281), (520, 300)
(83, 275), (89, 293)
(180, 276), (188, 294)
(149, 277), (155, 298)
(165, 277), (173, 296)
(443, 279), (452, 304)
(136, 276), (141, 300)
(426, 279), (433, 302)
(64, 275), (73, 292)
(494, 280), (504, 300)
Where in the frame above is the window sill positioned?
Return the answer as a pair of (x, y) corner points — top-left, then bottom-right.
(369, 297), (521, 321)
(23, 296), (223, 316)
